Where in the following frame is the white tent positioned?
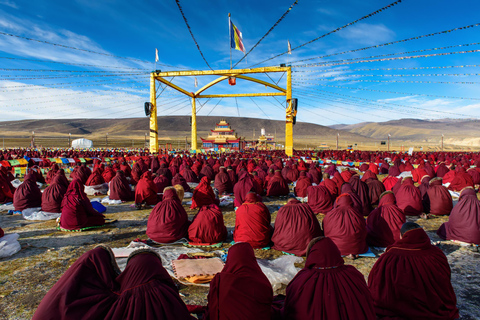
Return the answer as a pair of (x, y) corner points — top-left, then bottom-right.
(71, 138), (93, 149)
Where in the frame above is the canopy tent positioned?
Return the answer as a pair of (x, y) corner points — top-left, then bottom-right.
(71, 138), (93, 149)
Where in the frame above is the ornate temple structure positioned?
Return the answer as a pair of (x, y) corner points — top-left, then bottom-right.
(201, 120), (244, 151)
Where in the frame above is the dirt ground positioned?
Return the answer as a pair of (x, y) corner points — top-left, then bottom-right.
(1, 184), (479, 319)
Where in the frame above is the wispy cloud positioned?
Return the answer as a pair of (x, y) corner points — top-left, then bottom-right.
(0, 0), (18, 9)
(336, 23), (395, 46)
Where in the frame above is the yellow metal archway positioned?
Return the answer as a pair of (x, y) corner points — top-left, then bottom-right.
(149, 66), (295, 156)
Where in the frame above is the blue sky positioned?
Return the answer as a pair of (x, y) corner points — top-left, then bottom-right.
(1, 0), (480, 128)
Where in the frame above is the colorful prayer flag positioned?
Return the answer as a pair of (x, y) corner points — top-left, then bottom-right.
(230, 20), (246, 54)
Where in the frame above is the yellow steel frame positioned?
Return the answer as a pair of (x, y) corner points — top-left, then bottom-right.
(149, 66), (294, 155)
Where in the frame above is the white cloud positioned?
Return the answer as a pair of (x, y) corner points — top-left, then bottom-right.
(337, 23), (395, 46)
(0, 0), (18, 9)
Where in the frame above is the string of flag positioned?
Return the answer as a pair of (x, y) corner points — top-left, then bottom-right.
(293, 72), (480, 79)
(293, 64), (480, 73)
(249, 0), (403, 67)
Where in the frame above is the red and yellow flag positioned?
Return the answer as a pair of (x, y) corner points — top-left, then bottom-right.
(230, 20), (245, 54)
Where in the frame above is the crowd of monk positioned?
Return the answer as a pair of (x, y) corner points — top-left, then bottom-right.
(1, 148), (479, 319)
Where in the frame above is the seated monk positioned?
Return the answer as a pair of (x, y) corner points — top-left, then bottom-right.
(13, 172), (42, 211)
(307, 184), (334, 214)
(331, 171), (345, 192)
(395, 177), (423, 216)
(320, 173), (338, 198)
(191, 176), (218, 209)
(109, 170), (134, 201)
(368, 222), (459, 320)
(33, 246), (193, 320)
(280, 237), (376, 320)
(426, 177), (453, 216)
(366, 191), (405, 248)
(266, 170), (289, 197)
(349, 175), (372, 216)
(85, 168), (105, 186)
(233, 171), (256, 207)
(362, 170), (386, 206)
(323, 193), (368, 257)
(55, 169), (70, 189)
(448, 168), (474, 191)
(0, 169), (15, 204)
(294, 171), (312, 198)
(234, 192), (273, 248)
(272, 198), (322, 256)
(214, 167), (232, 195)
(153, 172), (171, 194)
(437, 187), (480, 244)
(205, 243), (273, 320)
(146, 187), (190, 243)
(172, 173), (192, 193)
(188, 204), (227, 245)
(45, 163), (59, 185)
(180, 165), (199, 183)
(60, 179), (105, 230)
(41, 174), (68, 213)
(134, 172), (159, 208)
(101, 166), (115, 183)
(30, 166), (46, 184)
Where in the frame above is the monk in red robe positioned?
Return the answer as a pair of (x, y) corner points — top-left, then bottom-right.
(86, 168), (105, 186)
(172, 173), (191, 193)
(153, 173), (171, 194)
(109, 170), (134, 201)
(214, 167), (232, 195)
(323, 193), (368, 257)
(45, 163), (59, 185)
(102, 166), (115, 183)
(13, 172), (42, 211)
(320, 173), (338, 198)
(42, 174), (68, 213)
(448, 168), (474, 191)
(395, 177), (423, 216)
(206, 243), (273, 320)
(307, 185), (334, 214)
(266, 170), (289, 197)
(188, 204), (227, 245)
(234, 192), (273, 248)
(369, 222), (459, 320)
(134, 172), (159, 207)
(272, 198), (322, 256)
(60, 179), (105, 230)
(191, 176), (218, 209)
(366, 191), (405, 247)
(426, 177), (453, 216)
(233, 171), (255, 207)
(146, 187), (189, 243)
(437, 187), (480, 244)
(0, 168), (14, 204)
(294, 171), (311, 198)
(34, 246), (193, 320)
(280, 237), (376, 320)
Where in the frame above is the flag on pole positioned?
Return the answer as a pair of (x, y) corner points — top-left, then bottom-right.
(155, 48), (159, 62)
(194, 77), (198, 87)
(230, 20), (246, 54)
(288, 40), (292, 54)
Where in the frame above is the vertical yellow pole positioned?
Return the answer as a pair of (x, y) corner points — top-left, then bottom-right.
(149, 73), (158, 153)
(285, 67), (293, 157)
(191, 97), (197, 151)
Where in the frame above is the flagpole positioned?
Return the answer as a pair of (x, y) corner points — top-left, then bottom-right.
(229, 13), (232, 69)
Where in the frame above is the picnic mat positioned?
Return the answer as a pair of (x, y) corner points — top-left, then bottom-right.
(172, 258), (224, 284)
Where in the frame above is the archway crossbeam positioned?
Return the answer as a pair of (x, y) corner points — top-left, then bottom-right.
(149, 66), (294, 155)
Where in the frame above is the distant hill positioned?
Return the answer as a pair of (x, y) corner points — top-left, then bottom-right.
(0, 116), (374, 144)
(331, 118), (480, 147)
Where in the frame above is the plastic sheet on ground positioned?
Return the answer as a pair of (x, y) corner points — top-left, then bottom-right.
(10, 179), (43, 189)
(112, 242), (207, 277)
(0, 203), (14, 212)
(397, 171), (412, 179)
(257, 255), (303, 292)
(296, 196), (307, 203)
(187, 182), (199, 189)
(22, 207), (60, 220)
(84, 183), (108, 196)
(219, 195), (234, 207)
(183, 192), (193, 199)
(101, 196), (123, 205)
(0, 233), (21, 258)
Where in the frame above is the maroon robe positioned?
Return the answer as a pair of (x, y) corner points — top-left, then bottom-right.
(0, 170), (14, 204)
(320, 178), (338, 198)
(426, 178), (452, 216)
(368, 228), (459, 320)
(146, 188), (189, 243)
(60, 179), (105, 230)
(233, 171), (255, 207)
(307, 185), (334, 214)
(191, 177), (218, 209)
(437, 188), (480, 244)
(281, 237), (376, 320)
(206, 243), (273, 320)
(266, 171), (289, 197)
(86, 168), (105, 186)
(42, 175), (67, 213)
(366, 179), (386, 206)
(45, 163), (59, 185)
(102, 167), (115, 183)
(323, 194), (368, 256)
(234, 193), (273, 248)
(109, 171), (134, 201)
(395, 178), (423, 216)
(272, 199), (322, 256)
(294, 172), (311, 198)
(180, 166), (199, 183)
(172, 173), (191, 193)
(448, 171), (474, 191)
(153, 174), (171, 194)
(13, 173), (42, 211)
(134, 172), (159, 205)
(366, 192), (405, 247)
(188, 204), (227, 245)
(349, 175), (372, 216)
(214, 167), (232, 195)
